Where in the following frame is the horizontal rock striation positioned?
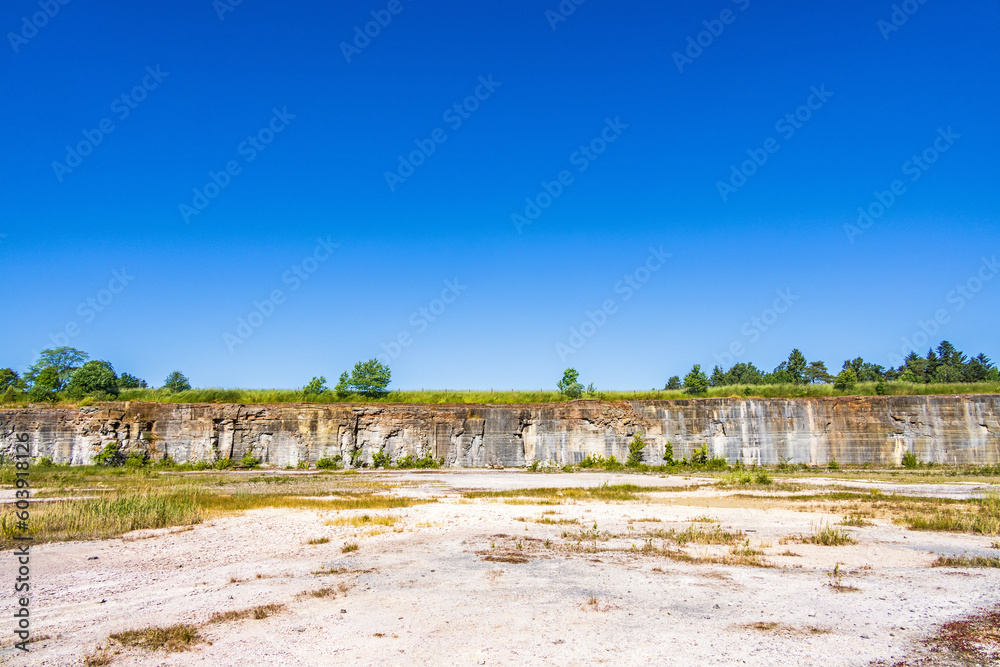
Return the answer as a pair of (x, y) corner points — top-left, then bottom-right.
(1, 395), (998, 468)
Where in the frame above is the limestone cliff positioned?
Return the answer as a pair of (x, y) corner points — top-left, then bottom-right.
(1, 395), (997, 467)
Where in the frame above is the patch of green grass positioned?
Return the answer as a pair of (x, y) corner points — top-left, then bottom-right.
(899, 493), (1000, 536)
(798, 524), (857, 546)
(342, 543), (358, 553)
(840, 514), (872, 527)
(932, 555), (1000, 568)
(642, 524), (744, 546)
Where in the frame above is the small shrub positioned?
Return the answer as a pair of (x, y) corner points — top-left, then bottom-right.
(527, 460), (541, 472)
(36, 456), (54, 467)
(827, 458), (840, 471)
(371, 449), (391, 469)
(92, 441), (125, 467)
(316, 455), (343, 470)
(307, 537), (329, 545)
(901, 450), (919, 469)
(240, 451), (262, 468)
(342, 543), (359, 553)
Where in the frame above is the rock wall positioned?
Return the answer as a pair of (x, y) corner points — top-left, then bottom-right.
(1, 395), (998, 468)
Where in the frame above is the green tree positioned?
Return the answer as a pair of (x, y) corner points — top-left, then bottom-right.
(26, 347), (88, 391)
(804, 361), (833, 384)
(725, 362), (765, 386)
(119, 373), (147, 389)
(785, 349), (808, 384)
(0, 368), (24, 392)
(348, 359), (391, 397)
(26, 366), (61, 402)
(163, 371), (191, 393)
(833, 368), (857, 392)
(683, 365), (708, 396)
(665, 376), (682, 390)
(65, 361), (119, 399)
(334, 371), (351, 397)
(709, 365), (727, 387)
(627, 432), (647, 467)
(303, 376), (327, 398)
(557, 368), (584, 398)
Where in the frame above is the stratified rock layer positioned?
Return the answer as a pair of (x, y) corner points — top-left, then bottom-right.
(1, 395), (998, 467)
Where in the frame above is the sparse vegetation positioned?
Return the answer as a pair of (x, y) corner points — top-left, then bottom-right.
(109, 623), (203, 652)
(796, 524), (857, 546)
(342, 543), (359, 553)
(932, 555), (1000, 568)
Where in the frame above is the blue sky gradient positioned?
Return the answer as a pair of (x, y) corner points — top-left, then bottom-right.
(2, 0), (998, 390)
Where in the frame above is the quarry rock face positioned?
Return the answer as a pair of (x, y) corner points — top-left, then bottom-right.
(1, 395), (998, 467)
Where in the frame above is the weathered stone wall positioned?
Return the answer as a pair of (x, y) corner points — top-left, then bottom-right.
(1, 395), (997, 467)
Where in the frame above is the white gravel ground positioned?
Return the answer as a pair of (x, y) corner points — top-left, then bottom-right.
(2, 471), (998, 666)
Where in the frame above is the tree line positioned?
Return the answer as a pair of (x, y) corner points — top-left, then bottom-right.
(0, 347), (394, 403)
(665, 341), (998, 395)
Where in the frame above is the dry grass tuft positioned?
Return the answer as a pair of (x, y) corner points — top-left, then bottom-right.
(207, 603), (285, 624)
(109, 624), (203, 652)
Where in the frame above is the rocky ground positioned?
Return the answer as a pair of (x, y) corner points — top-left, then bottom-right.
(2, 471), (998, 666)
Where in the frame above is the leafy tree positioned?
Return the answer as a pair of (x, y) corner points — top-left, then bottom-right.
(662, 441), (675, 465)
(833, 368), (857, 392)
(0, 368), (24, 392)
(119, 373), (147, 389)
(65, 361), (119, 399)
(348, 359), (391, 397)
(725, 362), (765, 386)
(557, 368), (584, 398)
(709, 365), (727, 387)
(804, 361), (833, 384)
(163, 371), (191, 393)
(665, 376), (682, 390)
(785, 349), (808, 384)
(765, 364), (795, 385)
(965, 353), (999, 382)
(683, 365), (708, 396)
(933, 364), (963, 383)
(303, 376), (327, 398)
(26, 347), (88, 391)
(842, 358), (886, 383)
(334, 371), (351, 397)
(26, 367), (61, 402)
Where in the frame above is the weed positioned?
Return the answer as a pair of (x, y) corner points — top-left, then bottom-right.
(307, 537), (330, 545)
(342, 543), (359, 553)
(902, 450), (920, 469)
(325, 514), (398, 528)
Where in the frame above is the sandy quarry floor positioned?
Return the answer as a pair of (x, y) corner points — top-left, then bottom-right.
(2, 471), (999, 666)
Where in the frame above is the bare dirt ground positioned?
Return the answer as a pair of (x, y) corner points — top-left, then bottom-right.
(2, 471), (998, 666)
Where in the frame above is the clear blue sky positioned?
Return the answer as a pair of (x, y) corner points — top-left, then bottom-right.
(1, 0), (998, 390)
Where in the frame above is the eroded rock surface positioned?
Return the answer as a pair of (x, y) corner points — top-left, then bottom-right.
(1, 395), (997, 467)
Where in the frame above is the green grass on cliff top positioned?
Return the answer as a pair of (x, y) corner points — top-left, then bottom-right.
(7, 381), (1000, 407)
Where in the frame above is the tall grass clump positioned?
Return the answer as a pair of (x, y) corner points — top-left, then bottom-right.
(0, 490), (203, 548)
(900, 493), (1000, 536)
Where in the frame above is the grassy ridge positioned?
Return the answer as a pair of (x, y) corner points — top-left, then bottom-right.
(4, 381), (1000, 407)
